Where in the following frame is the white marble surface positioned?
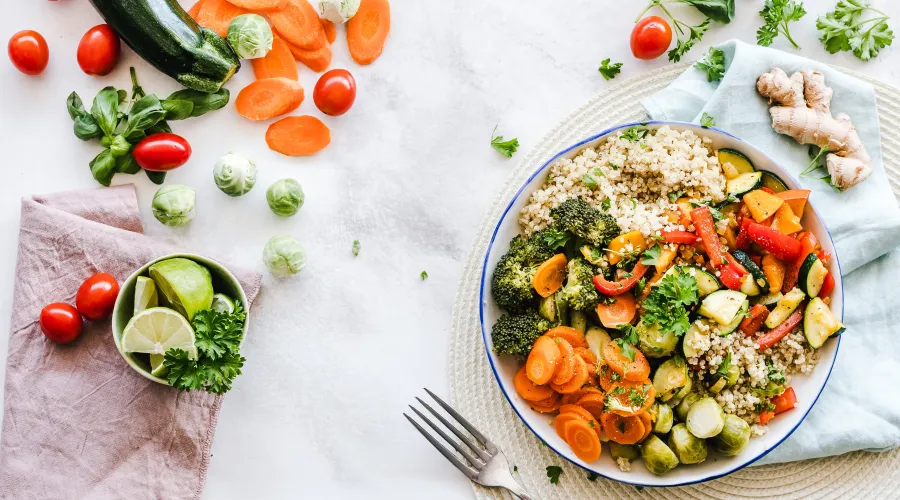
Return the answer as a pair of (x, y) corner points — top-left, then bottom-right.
(1, 1), (898, 498)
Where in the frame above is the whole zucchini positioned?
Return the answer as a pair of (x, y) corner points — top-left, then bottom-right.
(88, 0), (240, 92)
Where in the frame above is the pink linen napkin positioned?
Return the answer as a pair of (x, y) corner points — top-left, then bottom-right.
(0, 185), (261, 499)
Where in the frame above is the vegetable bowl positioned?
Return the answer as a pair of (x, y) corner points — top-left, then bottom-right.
(112, 253), (249, 388)
(479, 122), (843, 486)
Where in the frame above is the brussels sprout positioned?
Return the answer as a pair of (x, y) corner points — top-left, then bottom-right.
(213, 153), (258, 197)
(151, 185), (195, 226)
(653, 357), (689, 402)
(227, 14), (273, 59)
(608, 442), (639, 460)
(668, 374), (693, 407)
(686, 397), (725, 438)
(640, 434), (679, 475)
(538, 293), (558, 322)
(263, 236), (307, 277)
(637, 319), (678, 358)
(650, 403), (674, 434)
(266, 178), (305, 217)
(712, 414), (751, 456)
(318, 0), (360, 23)
(569, 310), (587, 333)
(585, 326), (611, 362)
(675, 392), (702, 422)
(667, 423), (708, 464)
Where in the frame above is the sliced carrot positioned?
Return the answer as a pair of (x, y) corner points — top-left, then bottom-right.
(559, 404), (594, 421)
(514, 365), (554, 402)
(530, 392), (561, 414)
(574, 347), (597, 367)
(287, 39), (333, 72)
(605, 380), (655, 417)
(560, 387), (603, 406)
(597, 362), (621, 392)
(602, 341), (650, 382)
(346, 0), (391, 65)
(266, 115), (331, 156)
(526, 336), (561, 385)
(188, 0), (205, 19)
(270, 0), (326, 49)
(532, 254), (567, 298)
(601, 412), (645, 445)
(554, 413), (583, 440)
(196, 0), (248, 37)
(252, 35), (299, 81)
(225, 0), (285, 9)
(544, 326), (587, 349)
(549, 356), (589, 394)
(564, 418), (602, 462)
(550, 338), (575, 386)
(321, 18), (337, 44)
(576, 393), (607, 420)
(595, 293), (636, 329)
(235, 77), (304, 121)
(638, 411), (653, 441)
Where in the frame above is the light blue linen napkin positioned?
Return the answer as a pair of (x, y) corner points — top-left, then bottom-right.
(643, 39), (900, 465)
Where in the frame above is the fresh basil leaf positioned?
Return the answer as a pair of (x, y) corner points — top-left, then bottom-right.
(89, 149), (117, 186)
(116, 153), (142, 174)
(682, 0), (735, 24)
(73, 114), (103, 141)
(109, 135), (132, 158)
(123, 94), (166, 140)
(90, 87), (120, 137)
(166, 88), (230, 117)
(66, 92), (87, 120)
(145, 170), (166, 185)
(161, 99), (195, 121)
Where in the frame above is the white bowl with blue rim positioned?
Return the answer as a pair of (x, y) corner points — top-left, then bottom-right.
(479, 121), (843, 487)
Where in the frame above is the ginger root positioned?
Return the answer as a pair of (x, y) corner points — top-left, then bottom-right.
(757, 67), (871, 190)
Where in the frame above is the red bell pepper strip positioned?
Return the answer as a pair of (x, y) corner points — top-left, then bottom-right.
(760, 186), (776, 194)
(819, 272), (836, 298)
(759, 409), (775, 425)
(746, 222), (802, 262)
(817, 250), (831, 265)
(782, 232), (820, 293)
(772, 387), (798, 415)
(735, 218), (753, 251)
(592, 262), (650, 296)
(724, 253), (749, 276)
(662, 230), (699, 245)
(719, 263), (745, 291)
(739, 304), (770, 336)
(757, 307), (805, 350)
(690, 206), (728, 268)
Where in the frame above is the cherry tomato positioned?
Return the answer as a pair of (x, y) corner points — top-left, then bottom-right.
(77, 25), (120, 76)
(313, 69), (357, 116)
(630, 16), (673, 60)
(76, 273), (120, 321)
(40, 303), (83, 344)
(8, 30), (49, 75)
(132, 133), (192, 171)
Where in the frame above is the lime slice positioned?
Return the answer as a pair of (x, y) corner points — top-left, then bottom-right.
(121, 307), (197, 358)
(148, 258), (214, 320)
(134, 276), (159, 315)
(211, 293), (235, 314)
(149, 353), (168, 377)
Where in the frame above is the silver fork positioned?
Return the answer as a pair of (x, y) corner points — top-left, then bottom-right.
(404, 388), (534, 500)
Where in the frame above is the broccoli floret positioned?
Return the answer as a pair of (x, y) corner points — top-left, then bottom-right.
(550, 198), (621, 247)
(559, 257), (600, 311)
(491, 311), (552, 356)
(490, 233), (556, 312)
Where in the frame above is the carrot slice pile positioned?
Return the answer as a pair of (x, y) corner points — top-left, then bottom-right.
(514, 365), (554, 402)
(602, 341), (650, 382)
(266, 115), (331, 156)
(270, 0), (326, 49)
(601, 412), (645, 445)
(347, 0), (391, 65)
(549, 355), (588, 394)
(564, 419), (602, 462)
(560, 387), (602, 406)
(543, 326), (587, 349)
(525, 336), (560, 385)
(196, 0), (248, 37)
(252, 35), (299, 80)
(550, 338), (575, 386)
(576, 393), (607, 420)
(529, 392), (561, 413)
(225, 0), (285, 9)
(235, 77), (305, 120)
(287, 40), (333, 73)
(321, 18), (337, 44)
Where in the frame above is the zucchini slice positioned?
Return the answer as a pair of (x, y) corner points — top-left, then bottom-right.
(659, 265), (722, 297)
(739, 273), (761, 296)
(718, 149), (755, 179)
(804, 297), (844, 348)
(755, 291), (783, 307)
(798, 253), (829, 298)
(760, 171), (789, 193)
(765, 287), (806, 329)
(713, 299), (748, 336)
(732, 250), (770, 294)
(699, 290), (748, 325)
(726, 172), (763, 198)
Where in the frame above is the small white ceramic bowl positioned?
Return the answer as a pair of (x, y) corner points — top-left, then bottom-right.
(479, 121), (843, 487)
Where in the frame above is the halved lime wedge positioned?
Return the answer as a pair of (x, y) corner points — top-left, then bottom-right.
(121, 307), (196, 358)
(134, 276), (159, 315)
(211, 293), (235, 314)
(149, 354), (168, 377)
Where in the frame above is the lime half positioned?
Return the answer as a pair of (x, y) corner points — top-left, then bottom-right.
(148, 258), (213, 320)
(134, 276), (159, 315)
(211, 293), (236, 314)
(149, 354), (168, 377)
(121, 307), (197, 358)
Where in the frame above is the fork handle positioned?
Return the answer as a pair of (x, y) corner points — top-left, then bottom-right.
(494, 475), (534, 500)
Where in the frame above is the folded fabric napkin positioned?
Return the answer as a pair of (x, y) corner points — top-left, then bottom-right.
(643, 39), (900, 465)
(0, 185), (261, 498)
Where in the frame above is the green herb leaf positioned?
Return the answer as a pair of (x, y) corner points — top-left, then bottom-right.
(73, 114), (103, 141)
(695, 46), (726, 82)
(491, 125), (519, 158)
(541, 228), (571, 250)
(682, 0), (735, 24)
(642, 269), (699, 337)
(123, 94), (166, 140)
(90, 87), (121, 137)
(700, 112), (716, 128)
(716, 350), (732, 377)
(546, 465), (563, 485)
(598, 58), (623, 80)
(89, 149), (117, 187)
(621, 126), (648, 142)
(582, 167), (605, 189)
(161, 99), (195, 121)
(116, 153), (142, 175)
(669, 19), (710, 62)
(352, 240), (361, 256)
(817, 0), (893, 61)
(163, 349), (208, 392)
(166, 88), (231, 117)
(421, 270), (429, 280)
(192, 306), (246, 361)
(109, 135), (132, 158)
(587, 472), (598, 482)
(601, 198), (612, 211)
(640, 243), (662, 265)
(757, 0), (807, 48)
(66, 92), (87, 121)
(145, 170), (167, 185)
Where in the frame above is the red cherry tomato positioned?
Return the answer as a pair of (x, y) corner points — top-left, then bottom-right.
(8, 30), (49, 75)
(76, 273), (120, 321)
(40, 303), (83, 344)
(630, 16), (673, 60)
(313, 69), (357, 116)
(77, 25), (120, 76)
(133, 133), (192, 171)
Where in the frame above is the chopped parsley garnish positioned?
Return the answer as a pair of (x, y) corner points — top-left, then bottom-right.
(542, 228), (571, 250)
(513, 465), (518, 472)
(700, 111), (716, 128)
(642, 269), (699, 337)
(420, 270), (429, 280)
(601, 198), (612, 211)
(582, 167), (605, 189)
(587, 472), (599, 481)
(615, 324), (641, 362)
(352, 239), (361, 256)
(716, 350), (733, 377)
(598, 58), (623, 80)
(695, 46), (726, 82)
(668, 190), (685, 203)
(640, 243), (662, 266)
(621, 126), (648, 142)
(546, 465), (563, 485)
(634, 277), (647, 298)
(490, 125), (519, 158)
(766, 360), (787, 384)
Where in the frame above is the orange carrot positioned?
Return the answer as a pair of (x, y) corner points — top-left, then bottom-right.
(549, 356), (589, 394)
(563, 419), (602, 462)
(532, 254), (567, 298)
(235, 77), (304, 121)
(530, 392), (561, 414)
(320, 18), (337, 44)
(595, 293), (637, 329)
(560, 387), (603, 406)
(196, 0), (248, 37)
(602, 341), (650, 382)
(605, 380), (655, 417)
(575, 393), (607, 420)
(287, 39), (333, 72)
(514, 365), (554, 402)
(346, 0), (391, 65)
(560, 404), (594, 421)
(550, 338), (575, 386)
(266, 115), (331, 156)
(224, 0), (285, 9)
(270, 0), (326, 49)
(601, 412), (645, 445)
(252, 35), (299, 81)
(638, 411), (653, 441)
(739, 304), (769, 337)
(525, 336), (561, 385)
(544, 326), (587, 349)
(574, 347), (597, 367)
(597, 362), (620, 392)
(188, 0), (205, 19)
(554, 413), (584, 440)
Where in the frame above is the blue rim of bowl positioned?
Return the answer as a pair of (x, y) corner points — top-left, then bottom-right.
(478, 120), (844, 487)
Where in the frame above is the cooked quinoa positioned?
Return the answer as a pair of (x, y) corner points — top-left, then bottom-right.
(519, 126), (726, 237)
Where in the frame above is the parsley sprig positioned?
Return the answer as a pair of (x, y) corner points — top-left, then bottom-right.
(695, 47), (726, 82)
(164, 305), (247, 394)
(700, 112), (716, 128)
(598, 58), (623, 80)
(637, 0), (733, 62)
(490, 125), (519, 158)
(546, 465), (563, 485)
(817, 0), (894, 61)
(642, 269), (699, 337)
(757, 0), (807, 49)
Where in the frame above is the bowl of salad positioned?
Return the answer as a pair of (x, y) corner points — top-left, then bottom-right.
(480, 122), (844, 486)
(112, 254), (249, 394)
